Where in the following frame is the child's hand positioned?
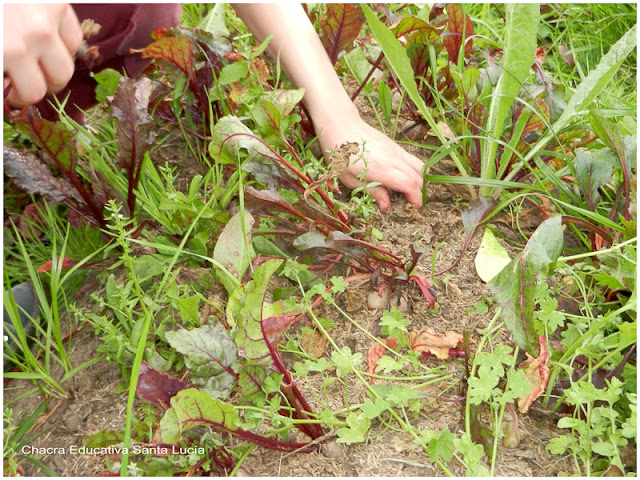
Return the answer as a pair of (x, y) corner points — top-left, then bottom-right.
(3, 3), (83, 108)
(318, 118), (425, 212)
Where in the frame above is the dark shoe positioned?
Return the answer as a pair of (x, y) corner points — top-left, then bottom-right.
(3, 282), (40, 372)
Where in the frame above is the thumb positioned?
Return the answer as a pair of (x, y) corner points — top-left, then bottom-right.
(367, 185), (391, 213)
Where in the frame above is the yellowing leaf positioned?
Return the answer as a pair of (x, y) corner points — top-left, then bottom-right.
(475, 228), (511, 283)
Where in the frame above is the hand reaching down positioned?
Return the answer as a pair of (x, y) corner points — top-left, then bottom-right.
(3, 3), (83, 108)
(317, 119), (425, 212)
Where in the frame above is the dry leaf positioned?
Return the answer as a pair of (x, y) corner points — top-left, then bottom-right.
(251, 58), (270, 85)
(229, 82), (250, 105)
(408, 327), (463, 359)
(366, 337), (399, 381)
(517, 336), (549, 413)
(301, 329), (329, 359)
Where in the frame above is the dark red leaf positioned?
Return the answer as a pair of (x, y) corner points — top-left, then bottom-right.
(3, 146), (81, 205)
(443, 4), (473, 64)
(319, 4), (365, 64)
(140, 36), (195, 77)
(406, 31), (433, 79)
(111, 77), (155, 214)
(37, 257), (79, 273)
(19, 203), (46, 239)
(136, 360), (188, 409)
(429, 4), (447, 22)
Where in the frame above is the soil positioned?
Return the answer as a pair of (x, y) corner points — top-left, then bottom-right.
(4, 98), (576, 477)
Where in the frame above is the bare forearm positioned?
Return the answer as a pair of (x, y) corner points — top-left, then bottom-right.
(232, 3), (358, 128)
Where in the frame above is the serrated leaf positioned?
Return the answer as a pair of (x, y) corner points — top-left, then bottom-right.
(165, 325), (238, 398)
(361, 397), (390, 419)
(319, 4), (365, 64)
(213, 210), (256, 293)
(336, 413), (370, 444)
(426, 427), (456, 463)
(332, 346), (363, 377)
(475, 228), (511, 283)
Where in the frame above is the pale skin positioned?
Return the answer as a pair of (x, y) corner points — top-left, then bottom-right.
(3, 3), (425, 211)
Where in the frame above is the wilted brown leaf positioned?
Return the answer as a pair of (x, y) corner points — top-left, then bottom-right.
(517, 336), (549, 413)
(408, 327), (463, 359)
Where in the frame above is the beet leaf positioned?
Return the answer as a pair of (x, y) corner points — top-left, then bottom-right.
(319, 4), (366, 64)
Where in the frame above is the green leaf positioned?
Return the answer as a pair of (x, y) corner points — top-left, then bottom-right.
(475, 228), (511, 283)
(502, 368), (532, 404)
(160, 388), (241, 443)
(377, 82), (393, 127)
(574, 150), (613, 208)
(165, 325), (238, 398)
(176, 295), (200, 325)
(361, 397), (390, 419)
(591, 441), (616, 457)
(331, 346), (363, 377)
(209, 115), (274, 164)
(426, 427), (456, 463)
(546, 435), (572, 455)
(589, 109), (626, 164)
(379, 307), (409, 335)
(336, 413), (370, 444)
(489, 216), (563, 356)
(91, 68), (121, 104)
(473, 344), (513, 377)
(198, 3), (229, 38)
(536, 297), (565, 333)
(621, 402), (636, 439)
(218, 61), (249, 85)
(229, 259), (283, 355)
(213, 210), (256, 294)
(330, 276), (349, 293)
(468, 364), (501, 405)
(375, 355), (404, 374)
(481, 3), (540, 193)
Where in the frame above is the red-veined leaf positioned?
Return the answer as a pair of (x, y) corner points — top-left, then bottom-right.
(443, 4), (473, 64)
(140, 35), (195, 77)
(319, 4), (365, 64)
